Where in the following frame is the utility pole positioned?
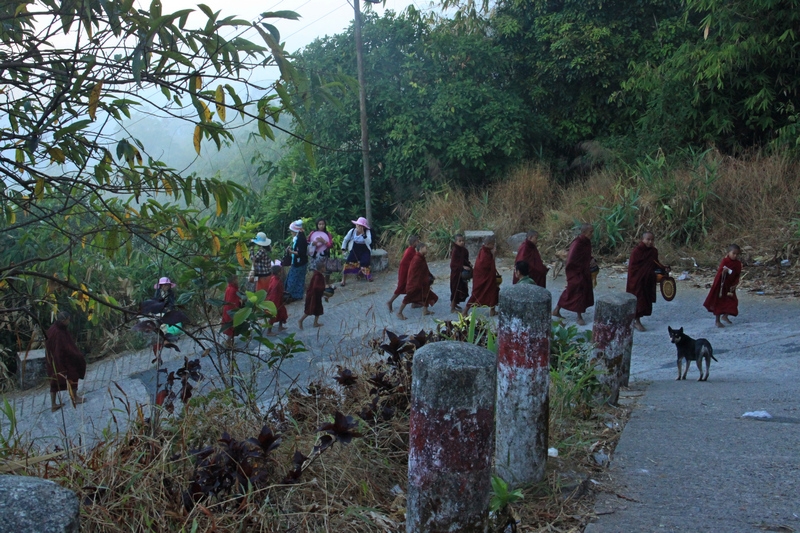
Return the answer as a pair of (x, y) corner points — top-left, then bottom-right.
(353, 0), (373, 224)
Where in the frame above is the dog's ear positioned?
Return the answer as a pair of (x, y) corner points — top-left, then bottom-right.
(679, 327), (684, 333)
(668, 326), (674, 334)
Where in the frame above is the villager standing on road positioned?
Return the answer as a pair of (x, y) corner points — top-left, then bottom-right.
(397, 242), (438, 320)
(299, 260), (327, 330)
(285, 220), (308, 301)
(45, 311), (87, 411)
(513, 231), (548, 287)
(341, 216), (373, 285)
(466, 235), (500, 316)
(248, 232), (273, 293)
(703, 244), (743, 328)
(267, 262), (288, 335)
(449, 234), (472, 313)
(553, 223), (595, 325)
(308, 218), (333, 259)
(387, 234), (420, 312)
(626, 231), (661, 332)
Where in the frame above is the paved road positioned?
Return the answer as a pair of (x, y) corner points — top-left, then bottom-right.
(3, 257), (799, 533)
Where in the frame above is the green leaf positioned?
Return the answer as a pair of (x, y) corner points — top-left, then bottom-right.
(232, 307), (252, 327)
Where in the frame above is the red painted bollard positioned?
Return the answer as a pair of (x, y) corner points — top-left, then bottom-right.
(495, 284), (551, 486)
(592, 293), (636, 404)
(408, 341), (496, 533)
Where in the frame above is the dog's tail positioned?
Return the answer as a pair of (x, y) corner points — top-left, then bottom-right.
(708, 345), (718, 362)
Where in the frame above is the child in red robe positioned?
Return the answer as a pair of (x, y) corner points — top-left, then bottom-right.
(387, 234), (419, 312)
(703, 244), (742, 328)
(553, 223), (595, 325)
(266, 264), (288, 335)
(626, 231), (661, 331)
(449, 234), (471, 313)
(513, 231), (548, 287)
(299, 261), (327, 329)
(466, 235), (500, 316)
(221, 274), (243, 344)
(397, 242), (438, 319)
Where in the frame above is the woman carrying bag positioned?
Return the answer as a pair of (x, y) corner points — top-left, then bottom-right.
(285, 219), (308, 301)
(340, 216), (373, 286)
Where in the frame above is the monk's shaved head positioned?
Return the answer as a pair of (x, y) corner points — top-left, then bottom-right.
(642, 231), (654, 239)
(526, 230), (539, 239)
(580, 223), (594, 235)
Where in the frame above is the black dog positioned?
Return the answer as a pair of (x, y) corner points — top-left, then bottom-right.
(668, 327), (718, 381)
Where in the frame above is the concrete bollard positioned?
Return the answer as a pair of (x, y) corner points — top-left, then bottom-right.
(592, 293), (637, 404)
(495, 284), (551, 486)
(463, 230), (495, 260)
(0, 475), (80, 533)
(408, 341), (496, 533)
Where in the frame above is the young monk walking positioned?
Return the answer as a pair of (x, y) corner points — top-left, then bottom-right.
(553, 223), (595, 325)
(387, 234), (420, 312)
(299, 261), (327, 330)
(466, 235), (500, 316)
(449, 234), (472, 313)
(221, 274), (243, 346)
(45, 312), (87, 411)
(513, 231), (548, 287)
(626, 231), (661, 332)
(267, 264), (288, 335)
(703, 244), (742, 328)
(397, 242), (438, 319)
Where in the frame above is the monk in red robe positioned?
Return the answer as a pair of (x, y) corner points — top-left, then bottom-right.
(703, 244), (742, 328)
(626, 232), (661, 331)
(397, 242), (438, 319)
(466, 235), (500, 316)
(513, 231), (548, 287)
(553, 223), (595, 325)
(299, 261), (327, 329)
(387, 235), (419, 312)
(221, 274), (242, 343)
(267, 265), (289, 335)
(45, 312), (86, 411)
(449, 234), (472, 313)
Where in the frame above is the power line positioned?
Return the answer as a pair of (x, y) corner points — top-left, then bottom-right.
(284, 2), (349, 41)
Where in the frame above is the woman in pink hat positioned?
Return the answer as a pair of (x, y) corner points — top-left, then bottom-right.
(154, 276), (176, 312)
(341, 216), (373, 286)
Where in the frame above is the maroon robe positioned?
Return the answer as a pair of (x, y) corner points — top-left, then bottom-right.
(513, 240), (547, 288)
(267, 275), (289, 325)
(403, 252), (439, 306)
(703, 256), (742, 316)
(393, 246), (416, 295)
(222, 282), (242, 337)
(44, 321), (86, 393)
(626, 242), (660, 318)
(449, 244), (471, 305)
(557, 235), (594, 313)
(304, 270), (326, 316)
(467, 245), (499, 309)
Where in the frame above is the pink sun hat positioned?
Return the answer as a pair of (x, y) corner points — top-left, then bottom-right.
(351, 216), (370, 229)
(154, 276), (176, 289)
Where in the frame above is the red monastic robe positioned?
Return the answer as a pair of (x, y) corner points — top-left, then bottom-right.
(449, 244), (471, 305)
(403, 252), (439, 306)
(556, 235), (594, 313)
(393, 246), (416, 295)
(703, 256), (742, 316)
(267, 275), (289, 325)
(304, 270), (326, 316)
(44, 321), (86, 393)
(513, 240), (548, 288)
(626, 242), (660, 318)
(467, 245), (499, 309)
(222, 282), (241, 336)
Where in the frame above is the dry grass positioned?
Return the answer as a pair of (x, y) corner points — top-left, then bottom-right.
(392, 152), (800, 269)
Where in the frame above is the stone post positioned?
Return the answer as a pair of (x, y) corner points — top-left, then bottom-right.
(463, 230), (495, 261)
(592, 293), (637, 404)
(407, 341), (496, 533)
(495, 284), (551, 486)
(0, 475), (80, 533)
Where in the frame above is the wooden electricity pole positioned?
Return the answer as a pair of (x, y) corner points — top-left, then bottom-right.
(353, 0), (373, 224)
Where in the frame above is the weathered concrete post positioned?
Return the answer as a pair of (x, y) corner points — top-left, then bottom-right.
(592, 293), (637, 404)
(408, 341), (496, 533)
(495, 284), (551, 486)
(0, 475), (80, 533)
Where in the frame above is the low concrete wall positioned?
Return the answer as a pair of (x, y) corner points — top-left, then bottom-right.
(17, 348), (47, 390)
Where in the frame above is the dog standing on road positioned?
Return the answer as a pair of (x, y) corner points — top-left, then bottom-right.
(668, 326), (718, 381)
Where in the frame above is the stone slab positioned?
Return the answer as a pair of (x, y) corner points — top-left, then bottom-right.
(464, 230), (495, 260)
(0, 475), (79, 533)
(371, 248), (389, 272)
(17, 349), (47, 390)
